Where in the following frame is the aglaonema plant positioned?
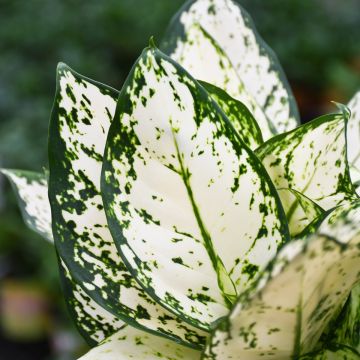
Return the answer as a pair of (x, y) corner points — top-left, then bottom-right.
(2, 0), (360, 359)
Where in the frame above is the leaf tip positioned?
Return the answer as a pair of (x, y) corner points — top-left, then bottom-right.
(148, 36), (157, 50)
(57, 62), (69, 73)
(332, 101), (351, 120)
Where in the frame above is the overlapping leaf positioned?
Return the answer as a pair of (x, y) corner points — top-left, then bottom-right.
(200, 81), (263, 150)
(163, 22), (270, 139)
(347, 91), (360, 195)
(102, 44), (289, 330)
(203, 200), (360, 359)
(278, 188), (324, 237)
(48, 64), (207, 348)
(331, 283), (360, 353)
(1, 169), (53, 242)
(256, 109), (358, 215)
(1, 169), (124, 345)
(79, 325), (201, 360)
(162, 0), (299, 139)
(319, 282), (360, 355)
(299, 344), (360, 359)
(59, 258), (125, 346)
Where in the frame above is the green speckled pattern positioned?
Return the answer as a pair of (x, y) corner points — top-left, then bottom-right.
(48, 63), (207, 348)
(1, 169), (53, 242)
(347, 92), (360, 195)
(203, 200), (360, 359)
(256, 111), (358, 212)
(277, 188), (325, 237)
(101, 45), (289, 330)
(200, 81), (263, 150)
(162, 0), (299, 139)
(59, 258), (125, 346)
(79, 325), (201, 360)
(299, 343), (360, 359)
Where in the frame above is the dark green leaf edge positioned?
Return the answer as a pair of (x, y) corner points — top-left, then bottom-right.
(201, 201), (360, 359)
(101, 43), (291, 331)
(255, 108), (359, 204)
(47, 63), (206, 350)
(318, 282), (360, 354)
(160, 0), (300, 134)
(56, 253), (126, 348)
(298, 342), (360, 359)
(199, 80), (264, 148)
(1, 168), (52, 241)
(193, 24), (276, 137)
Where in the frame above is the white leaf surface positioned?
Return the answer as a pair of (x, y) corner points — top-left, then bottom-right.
(162, 0), (300, 139)
(79, 325), (201, 360)
(204, 201), (360, 359)
(347, 91), (360, 195)
(1, 169), (53, 242)
(102, 45), (288, 330)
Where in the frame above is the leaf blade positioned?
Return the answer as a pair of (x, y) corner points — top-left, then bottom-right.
(256, 111), (358, 211)
(162, 0), (300, 138)
(347, 91), (360, 195)
(59, 257), (125, 346)
(199, 81), (263, 150)
(48, 63), (206, 348)
(278, 188), (325, 237)
(1, 169), (53, 242)
(78, 325), (201, 360)
(102, 45), (289, 329)
(204, 200), (360, 359)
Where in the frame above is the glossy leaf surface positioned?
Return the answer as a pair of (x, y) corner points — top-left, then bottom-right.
(347, 92), (360, 195)
(204, 201), (360, 359)
(79, 325), (201, 360)
(256, 111), (358, 211)
(162, 0), (300, 139)
(200, 81), (263, 150)
(102, 44), (288, 330)
(1, 169), (53, 242)
(48, 63), (206, 348)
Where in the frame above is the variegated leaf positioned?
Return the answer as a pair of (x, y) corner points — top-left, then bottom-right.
(299, 344), (360, 359)
(204, 200), (360, 359)
(256, 110), (358, 212)
(347, 91), (360, 195)
(1, 169), (53, 242)
(48, 63), (207, 348)
(278, 188), (324, 237)
(319, 283), (360, 354)
(78, 325), (201, 360)
(59, 257), (125, 346)
(163, 22), (271, 139)
(162, 0), (300, 139)
(102, 44), (289, 330)
(200, 81), (263, 150)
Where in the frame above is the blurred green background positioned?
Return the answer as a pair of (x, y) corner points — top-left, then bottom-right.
(0, 0), (359, 359)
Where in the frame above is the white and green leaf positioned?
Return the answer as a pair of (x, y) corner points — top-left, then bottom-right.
(347, 91), (360, 195)
(59, 257), (125, 346)
(48, 63), (207, 348)
(102, 44), (289, 330)
(278, 188), (325, 237)
(163, 22), (271, 139)
(1, 169), (53, 242)
(299, 344), (360, 359)
(200, 81), (263, 150)
(162, 0), (300, 139)
(204, 200), (360, 359)
(256, 109), (358, 213)
(79, 325), (201, 360)
(319, 282), (360, 354)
